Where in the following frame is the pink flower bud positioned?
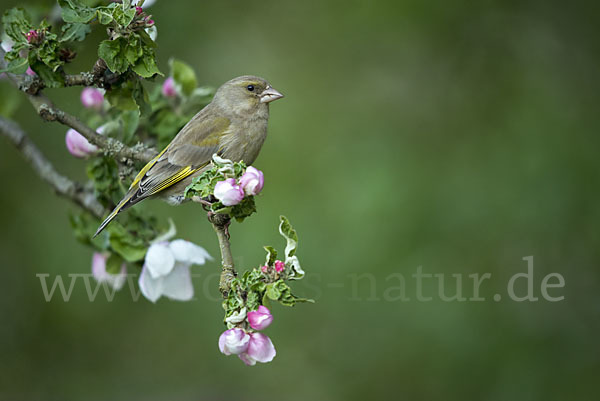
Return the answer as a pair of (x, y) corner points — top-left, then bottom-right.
(261, 265), (268, 273)
(145, 17), (154, 26)
(80, 87), (104, 109)
(219, 328), (250, 355)
(239, 166), (264, 196)
(25, 30), (38, 43)
(247, 305), (273, 331)
(162, 77), (176, 97)
(214, 178), (244, 206)
(274, 260), (285, 273)
(135, 6), (143, 15)
(65, 128), (98, 158)
(238, 333), (276, 366)
(25, 67), (35, 76)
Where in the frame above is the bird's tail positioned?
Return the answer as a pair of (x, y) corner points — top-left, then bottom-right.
(93, 191), (135, 238)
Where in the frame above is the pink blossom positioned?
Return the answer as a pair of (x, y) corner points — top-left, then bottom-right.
(65, 128), (98, 158)
(161, 77), (176, 97)
(25, 30), (38, 43)
(238, 332), (276, 366)
(219, 328), (250, 355)
(92, 252), (127, 290)
(261, 265), (268, 273)
(80, 87), (104, 109)
(135, 6), (143, 15)
(214, 178), (244, 206)
(239, 166), (264, 196)
(247, 305), (273, 331)
(274, 260), (285, 273)
(25, 67), (35, 76)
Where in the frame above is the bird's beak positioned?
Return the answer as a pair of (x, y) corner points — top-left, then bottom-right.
(260, 86), (284, 103)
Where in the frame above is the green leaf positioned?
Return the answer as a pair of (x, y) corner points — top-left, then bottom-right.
(119, 110), (140, 144)
(28, 60), (64, 88)
(59, 22), (91, 42)
(133, 52), (161, 78)
(169, 58), (197, 96)
(132, 78), (151, 115)
(106, 84), (138, 111)
(264, 246), (277, 267)
(98, 38), (129, 73)
(107, 223), (147, 262)
(112, 0), (136, 27)
(58, 0), (97, 24)
(0, 58), (28, 74)
(230, 196), (256, 222)
(2, 8), (32, 44)
(279, 215), (305, 279)
(265, 282), (282, 301)
(105, 253), (124, 274)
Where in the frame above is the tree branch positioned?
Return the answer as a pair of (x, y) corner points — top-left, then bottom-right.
(0, 116), (107, 218)
(0, 47), (155, 164)
(209, 213), (237, 297)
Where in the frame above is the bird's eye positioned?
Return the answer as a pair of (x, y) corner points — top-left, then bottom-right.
(246, 85), (255, 92)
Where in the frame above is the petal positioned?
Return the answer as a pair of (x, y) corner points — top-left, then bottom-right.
(139, 264), (164, 303)
(169, 239), (212, 265)
(91, 252), (108, 281)
(238, 352), (256, 366)
(160, 263), (194, 301)
(246, 333), (276, 363)
(219, 328), (250, 355)
(145, 242), (175, 278)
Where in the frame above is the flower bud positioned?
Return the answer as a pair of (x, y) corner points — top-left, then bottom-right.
(214, 178), (244, 206)
(65, 128), (98, 158)
(238, 333), (276, 366)
(26, 67), (35, 76)
(239, 166), (264, 196)
(218, 328), (250, 355)
(247, 305), (273, 331)
(261, 265), (268, 273)
(162, 77), (176, 97)
(274, 260), (285, 273)
(80, 87), (104, 110)
(25, 30), (39, 44)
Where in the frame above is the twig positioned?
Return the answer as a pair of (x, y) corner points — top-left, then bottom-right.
(209, 213), (237, 297)
(0, 117), (107, 218)
(0, 47), (155, 163)
(28, 94), (155, 163)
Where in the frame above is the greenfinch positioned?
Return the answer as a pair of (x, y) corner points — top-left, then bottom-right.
(93, 75), (284, 237)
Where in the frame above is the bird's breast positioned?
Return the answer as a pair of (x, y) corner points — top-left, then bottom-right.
(221, 118), (268, 165)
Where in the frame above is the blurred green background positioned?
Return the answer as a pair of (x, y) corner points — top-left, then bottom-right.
(1, 0), (599, 400)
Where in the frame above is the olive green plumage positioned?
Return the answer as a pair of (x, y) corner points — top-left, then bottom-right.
(93, 75), (284, 237)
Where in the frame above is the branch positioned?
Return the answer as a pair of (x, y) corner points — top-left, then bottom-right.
(209, 213), (237, 297)
(28, 94), (155, 163)
(0, 116), (107, 218)
(0, 48), (155, 163)
(19, 59), (121, 95)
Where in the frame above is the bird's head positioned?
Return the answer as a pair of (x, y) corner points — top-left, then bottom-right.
(213, 75), (284, 116)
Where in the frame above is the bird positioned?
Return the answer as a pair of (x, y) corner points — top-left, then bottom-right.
(93, 75), (284, 237)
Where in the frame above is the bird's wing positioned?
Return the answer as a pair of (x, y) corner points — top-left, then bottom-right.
(128, 114), (231, 201)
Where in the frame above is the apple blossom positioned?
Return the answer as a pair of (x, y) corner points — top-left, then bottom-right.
(218, 328), (250, 355)
(92, 253), (127, 290)
(162, 77), (176, 97)
(80, 87), (104, 109)
(65, 129), (98, 158)
(274, 260), (285, 273)
(238, 332), (276, 366)
(239, 166), (264, 196)
(214, 178), (244, 206)
(138, 239), (212, 302)
(247, 305), (273, 331)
